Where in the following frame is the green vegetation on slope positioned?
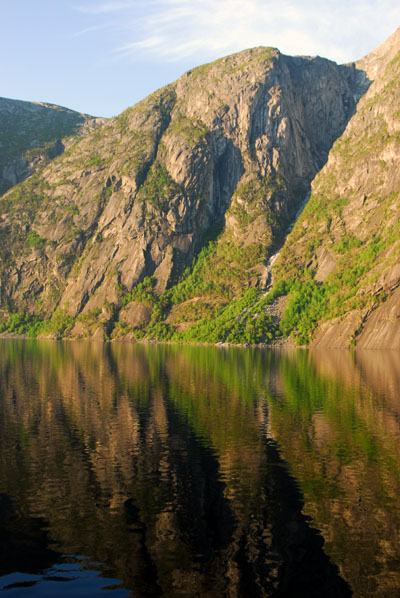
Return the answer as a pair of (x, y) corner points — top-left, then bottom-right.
(0, 308), (74, 338)
(137, 161), (182, 210)
(270, 210), (400, 345)
(110, 239), (281, 345)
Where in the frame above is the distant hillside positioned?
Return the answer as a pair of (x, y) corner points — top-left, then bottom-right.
(0, 97), (104, 195)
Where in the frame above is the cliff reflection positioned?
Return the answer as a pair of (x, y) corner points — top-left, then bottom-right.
(1, 341), (398, 596)
(267, 349), (400, 598)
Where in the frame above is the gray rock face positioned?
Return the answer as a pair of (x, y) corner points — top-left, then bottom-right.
(0, 47), (367, 331)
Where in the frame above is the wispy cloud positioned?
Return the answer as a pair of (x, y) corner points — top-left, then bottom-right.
(78, 0), (400, 65)
(74, 1), (136, 15)
(72, 23), (110, 37)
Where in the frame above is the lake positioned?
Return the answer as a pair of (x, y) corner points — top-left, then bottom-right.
(0, 340), (399, 597)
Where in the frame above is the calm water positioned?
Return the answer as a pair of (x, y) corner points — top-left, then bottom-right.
(0, 341), (400, 597)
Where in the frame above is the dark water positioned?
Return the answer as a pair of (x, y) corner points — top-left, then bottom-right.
(0, 341), (400, 597)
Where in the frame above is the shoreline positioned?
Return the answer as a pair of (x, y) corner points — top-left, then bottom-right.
(0, 331), (298, 350)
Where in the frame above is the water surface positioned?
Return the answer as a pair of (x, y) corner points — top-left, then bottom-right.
(0, 340), (399, 597)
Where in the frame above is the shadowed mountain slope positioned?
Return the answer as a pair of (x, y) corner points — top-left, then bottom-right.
(273, 26), (400, 347)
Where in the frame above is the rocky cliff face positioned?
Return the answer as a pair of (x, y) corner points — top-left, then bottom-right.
(0, 97), (103, 195)
(274, 27), (400, 348)
(0, 47), (366, 339)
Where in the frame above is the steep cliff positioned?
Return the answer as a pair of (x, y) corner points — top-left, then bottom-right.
(0, 47), (366, 340)
(0, 97), (103, 195)
(273, 27), (400, 348)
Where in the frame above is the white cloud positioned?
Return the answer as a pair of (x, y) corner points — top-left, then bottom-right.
(82, 0), (400, 65)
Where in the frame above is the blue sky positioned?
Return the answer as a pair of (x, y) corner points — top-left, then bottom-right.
(2, 1), (399, 118)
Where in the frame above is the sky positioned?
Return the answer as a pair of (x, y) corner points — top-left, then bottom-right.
(2, 1), (399, 118)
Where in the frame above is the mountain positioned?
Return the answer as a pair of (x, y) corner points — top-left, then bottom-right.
(274, 27), (400, 348)
(0, 29), (398, 346)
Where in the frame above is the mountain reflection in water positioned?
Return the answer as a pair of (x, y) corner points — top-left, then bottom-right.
(0, 341), (399, 597)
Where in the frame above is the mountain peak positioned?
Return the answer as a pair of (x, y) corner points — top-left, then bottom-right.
(356, 25), (400, 79)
